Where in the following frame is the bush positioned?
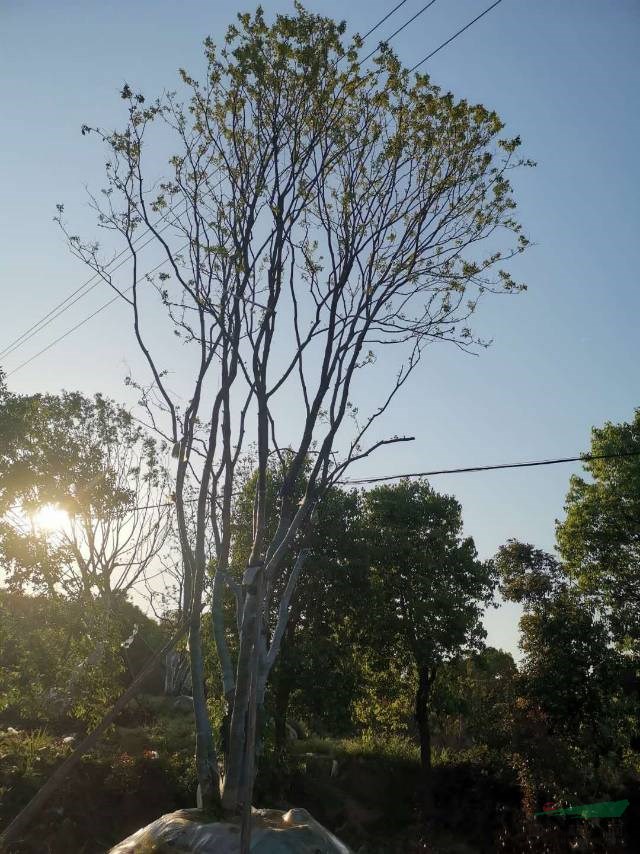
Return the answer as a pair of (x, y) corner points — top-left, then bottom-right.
(0, 590), (165, 728)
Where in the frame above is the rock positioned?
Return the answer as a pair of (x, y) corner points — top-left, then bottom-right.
(173, 694), (194, 712)
(109, 806), (353, 853)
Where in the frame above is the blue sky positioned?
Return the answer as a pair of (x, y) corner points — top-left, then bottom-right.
(1, 0), (639, 656)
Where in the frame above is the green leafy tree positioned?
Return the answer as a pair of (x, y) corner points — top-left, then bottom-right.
(494, 541), (632, 791)
(0, 589), (165, 726)
(363, 480), (495, 811)
(0, 387), (172, 601)
(556, 409), (640, 652)
(431, 647), (517, 755)
(352, 653), (416, 738)
(0, 382), (173, 730)
(269, 487), (369, 744)
(494, 540), (566, 606)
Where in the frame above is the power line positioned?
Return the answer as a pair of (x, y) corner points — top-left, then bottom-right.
(361, 0), (439, 64)
(1, 2), (420, 366)
(3, 0), (495, 375)
(6, 296), (122, 378)
(340, 450), (640, 485)
(1, 224), (179, 363)
(360, 1), (410, 42)
(4, 450), (633, 519)
(0, 197), (189, 361)
(5, 249), (188, 378)
(410, 0), (504, 71)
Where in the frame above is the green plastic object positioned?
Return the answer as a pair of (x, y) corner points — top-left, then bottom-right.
(535, 799), (629, 819)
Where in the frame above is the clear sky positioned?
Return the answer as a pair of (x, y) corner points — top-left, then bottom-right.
(1, 0), (639, 656)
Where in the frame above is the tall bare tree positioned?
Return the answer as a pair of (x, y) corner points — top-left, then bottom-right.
(59, 4), (531, 822)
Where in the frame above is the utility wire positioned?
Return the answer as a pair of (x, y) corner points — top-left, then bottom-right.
(410, 0), (504, 71)
(340, 450), (640, 485)
(360, 0), (410, 42)
(6, 296), (123, 378)
(0, 211), (188, 362)
(3, 0), (497, 375)
(0, 197), (189, 361)
(5, 451), (634, 518)
(6, 248), (188, 378)
(0, 0), (420, 365)
(361, 0), (439, 64)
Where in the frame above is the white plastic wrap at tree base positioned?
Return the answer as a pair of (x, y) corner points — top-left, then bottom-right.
(108, 806), (353, 853)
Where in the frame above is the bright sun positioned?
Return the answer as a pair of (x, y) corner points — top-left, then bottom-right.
(33, 504), (70, 532)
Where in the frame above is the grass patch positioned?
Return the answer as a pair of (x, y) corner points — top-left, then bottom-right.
(290, 733), (420, 767)
(102, 695), (194, 759)
(0, 727), (69, 778)
(0, 695), (203, 853)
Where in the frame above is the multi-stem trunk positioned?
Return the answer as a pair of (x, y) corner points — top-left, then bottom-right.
(221, 564), (263, 812)
(187, 579), (220, 810)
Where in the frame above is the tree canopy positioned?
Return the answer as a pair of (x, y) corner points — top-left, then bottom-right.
(364, 481), (494, 669)
(363, 479), (495, 812)
(0, 386), (171, 600)
(57, 2), (530, 818)
(556, 409), (640, 651)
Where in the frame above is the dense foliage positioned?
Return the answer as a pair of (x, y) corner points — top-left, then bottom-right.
(0, 590), (166, 727)
(1, 376), (639, 849)
(0, 3), (636, 848)
(0, 381), (172, 600)
(556, 408), (640, 653)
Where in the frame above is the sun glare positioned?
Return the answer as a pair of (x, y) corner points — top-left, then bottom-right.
(33, 504), (70, 533)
